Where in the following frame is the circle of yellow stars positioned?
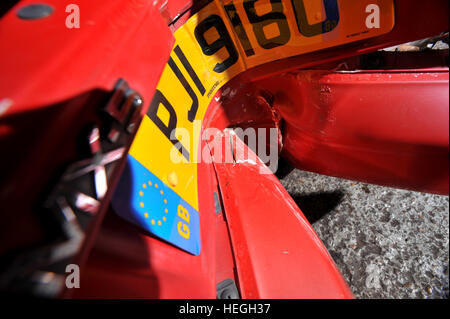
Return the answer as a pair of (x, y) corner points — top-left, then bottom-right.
(139, 180), (168, 226)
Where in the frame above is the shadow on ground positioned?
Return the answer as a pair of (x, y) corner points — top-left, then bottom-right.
(291, 191), (345, 223)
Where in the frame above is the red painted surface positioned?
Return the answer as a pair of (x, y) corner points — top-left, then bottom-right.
(0, 0), (174, 291)
(255, 69), (449, 195)
(0, 0), (173, 114)
(209, 130), (353, 298)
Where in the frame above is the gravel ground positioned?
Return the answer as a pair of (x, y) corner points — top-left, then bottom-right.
(280, 169), (449, 299)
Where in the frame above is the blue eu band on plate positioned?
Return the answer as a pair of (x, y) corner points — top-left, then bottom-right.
(112, 155), (201, 255)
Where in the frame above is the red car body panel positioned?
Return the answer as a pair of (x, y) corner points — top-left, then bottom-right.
(210, 131), (353, 298)
(256, 69), (449, 195)
(0, 0), (448, 298)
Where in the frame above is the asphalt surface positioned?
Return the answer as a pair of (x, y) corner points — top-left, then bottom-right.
(279, 169), (449, 299)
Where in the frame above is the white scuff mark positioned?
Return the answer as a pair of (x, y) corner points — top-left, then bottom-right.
(335, 70), (363, 74)
(235, 158), (257, 165)
(0, 98), (13, 117)
(154, 0), (167, 7)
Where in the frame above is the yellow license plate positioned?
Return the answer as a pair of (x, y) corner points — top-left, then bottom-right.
(115, 0), (395, 253)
